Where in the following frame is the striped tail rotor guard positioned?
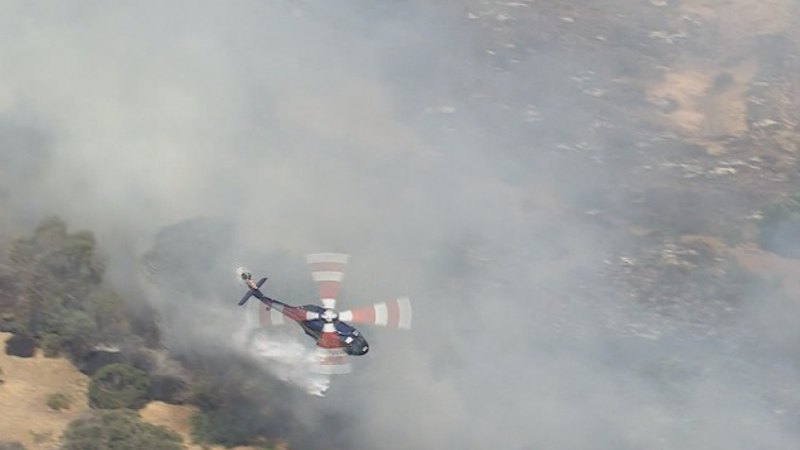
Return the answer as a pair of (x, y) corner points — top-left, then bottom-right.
(338, 297), (412, 329)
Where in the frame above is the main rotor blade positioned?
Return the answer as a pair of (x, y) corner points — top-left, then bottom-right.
(313, 332), (351, 374)
(338, 297), (412, 329)
(306, 253), (350, 309)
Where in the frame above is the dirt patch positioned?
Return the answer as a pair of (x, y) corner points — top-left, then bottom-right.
(701, 60), (758, 137)
(0, 338), (262, 450)
(648, 69), (711, 134)
(0, 332), (89, 450)
(647, 59), (756, 145)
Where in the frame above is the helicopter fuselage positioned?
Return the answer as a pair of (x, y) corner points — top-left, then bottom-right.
(295, 304), (370, 356)
(245, 281), (369, 356)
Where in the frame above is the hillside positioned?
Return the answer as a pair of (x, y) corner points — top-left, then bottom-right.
(0, 333), (264, 450)
(0, 333), (89, 449)
(1, 0), (800, 448)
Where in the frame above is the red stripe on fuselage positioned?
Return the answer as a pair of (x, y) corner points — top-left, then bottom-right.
(318, 332), (342, 349)
(283, 307), (307, 322)
(261, 305), (304, 326)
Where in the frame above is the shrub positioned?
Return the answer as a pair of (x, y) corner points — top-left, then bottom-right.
(190, 409), (265, 447)
(46, 392), (72, 411)
(0, 319), (18, 333)
(60, 409), (183, 450)
(5, 334), (35, 357)
(149, 373), (189, 404)
(41, 334), (63, 358)
(88, 363), (150, 410)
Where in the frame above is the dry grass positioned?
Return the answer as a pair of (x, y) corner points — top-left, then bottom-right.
(647, 59), (756, 144)
(0, 333), (261, 450)
(0, 332), (90, 449)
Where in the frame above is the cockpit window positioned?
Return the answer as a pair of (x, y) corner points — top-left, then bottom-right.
(334, 321), (356, 334)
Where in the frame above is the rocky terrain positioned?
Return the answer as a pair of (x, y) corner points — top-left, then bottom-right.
(452, 0), (800, 318)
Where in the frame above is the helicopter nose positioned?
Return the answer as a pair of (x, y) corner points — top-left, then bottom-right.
(356, 338), (369, 355)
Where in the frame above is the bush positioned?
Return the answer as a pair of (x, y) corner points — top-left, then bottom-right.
(41, 334), (63, 358)
(60, 409), (183, 450)
(0, 441), (27, 450)
(5, 334), (35, 357)
(46, 392), (72, 411)
(0, 319), (18, 333)
(55, 309), (97, 360)
(88, 363), (150, 410)
(190, 409), (266, 447)
(149, 373), (189, 404)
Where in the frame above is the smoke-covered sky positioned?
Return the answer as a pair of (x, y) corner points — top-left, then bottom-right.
(2, 1), (800, 449)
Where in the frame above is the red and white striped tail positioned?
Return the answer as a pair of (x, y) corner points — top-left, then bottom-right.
(338, 297), (412, 329)
(306, 253), (350, 309)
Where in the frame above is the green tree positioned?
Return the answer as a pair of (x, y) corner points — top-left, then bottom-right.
(23, 217), (104, 287)
(40, 333), (63, 357)
(60, 409), (183, 450)
(88, 363), (150, 410)
(8, 217), (105, 332)
(191, 408), (274, 447)
(85, 289), (129, 341)
(0, 216), (141, 361)
(57, 309), (97, 357)
(36, 309), (96, 359)
(186, 363), (302, 447)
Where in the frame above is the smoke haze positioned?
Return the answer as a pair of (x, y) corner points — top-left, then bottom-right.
(2, 1), (800, 449)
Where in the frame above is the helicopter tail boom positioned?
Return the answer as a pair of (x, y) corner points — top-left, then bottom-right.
(237, 276), (267, 305)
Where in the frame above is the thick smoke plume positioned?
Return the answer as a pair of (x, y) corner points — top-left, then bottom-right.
(2, 1), (800, 449)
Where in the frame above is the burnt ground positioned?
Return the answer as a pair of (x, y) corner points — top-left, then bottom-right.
(417, 0), (800, 318)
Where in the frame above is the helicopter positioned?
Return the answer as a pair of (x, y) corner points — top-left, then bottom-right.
(236, 253), (412, 374)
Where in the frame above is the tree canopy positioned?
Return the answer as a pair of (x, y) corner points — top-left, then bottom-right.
(0, 216), (136, 360)
(88, 363), (151, 410)
(60, 409), (183, 450)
